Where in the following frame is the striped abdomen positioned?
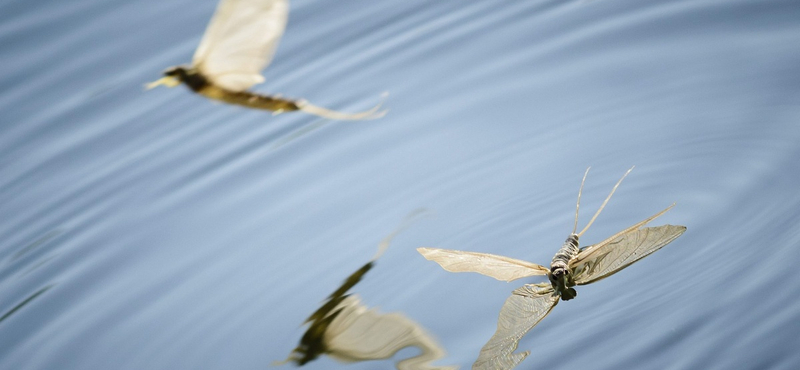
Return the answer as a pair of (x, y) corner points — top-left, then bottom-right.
(198, 84), (300, 113)
(550, 234), (580, 270)
(549, 234), (580, 300)
(170, 67), (300, 113)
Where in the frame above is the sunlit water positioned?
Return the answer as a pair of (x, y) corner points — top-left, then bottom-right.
(1, 0), (799, 369)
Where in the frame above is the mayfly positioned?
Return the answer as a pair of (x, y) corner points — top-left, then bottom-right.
(147, 0), (386, 120)
(277, 210), (456, 370)
(417, 167), (686, 370)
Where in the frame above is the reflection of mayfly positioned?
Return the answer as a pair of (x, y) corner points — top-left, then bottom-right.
(148, 0), (386, 120)
(278, 210), (456, 370)
(418, 168), (686, 370)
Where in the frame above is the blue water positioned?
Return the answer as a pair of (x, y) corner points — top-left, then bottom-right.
(2, 0), (799, 369)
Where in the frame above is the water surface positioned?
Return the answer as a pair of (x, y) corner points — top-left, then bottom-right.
(1, 0), (799, 369)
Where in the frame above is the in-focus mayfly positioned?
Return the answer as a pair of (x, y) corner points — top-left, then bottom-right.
(148, 0), (385, 120)
(418, 167), (686, 370)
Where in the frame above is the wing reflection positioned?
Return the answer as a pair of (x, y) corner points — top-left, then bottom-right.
(279, 211), (456, 370)
(322, 294), (456, 370)
(473, 284), (558, 370)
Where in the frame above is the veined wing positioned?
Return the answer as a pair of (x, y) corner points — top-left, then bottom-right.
(193, 0), (289, 91)
(571, 223), (686, 285)
(473, 283), (558, 370)
(417, 247), (549, 282)
(325, 295), (457, 370)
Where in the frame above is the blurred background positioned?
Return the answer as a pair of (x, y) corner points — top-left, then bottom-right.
(1, 0), (799, 369)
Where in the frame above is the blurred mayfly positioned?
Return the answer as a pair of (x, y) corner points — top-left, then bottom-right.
(148, 0), (385, 120)
(418, 167), (686, 370)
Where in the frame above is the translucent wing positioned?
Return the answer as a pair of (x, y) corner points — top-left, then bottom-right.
(571, 224), (686, 285)
(325, 295), (457, 370)
(193, 0), (289, 91)
(473, 283), (559, 370)
(417, 247), (549, 282)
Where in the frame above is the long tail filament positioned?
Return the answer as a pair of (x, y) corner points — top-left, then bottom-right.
(573, 167), (591, 234)
(577, 166), (634, 237)
(297, 93), (388, 121)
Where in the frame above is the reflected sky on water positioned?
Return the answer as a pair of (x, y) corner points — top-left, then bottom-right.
(1, 0), (800, 369)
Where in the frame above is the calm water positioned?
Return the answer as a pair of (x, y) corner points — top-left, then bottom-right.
(1, 0), (799, 369)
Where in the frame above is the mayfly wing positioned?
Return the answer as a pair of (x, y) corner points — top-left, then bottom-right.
(193, 0), (289, 91)
(417, 247), (549, 282)
(325, 295), (457, 370)
(473, 283), (559, 370)
(571, 224), (686, 285)
(570, 205), (686, 285)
